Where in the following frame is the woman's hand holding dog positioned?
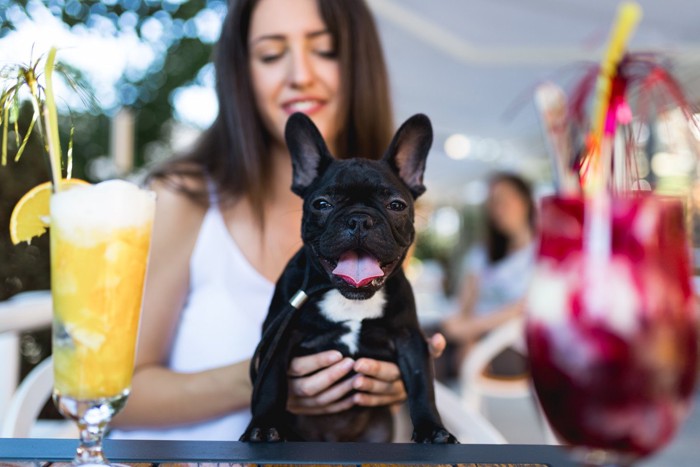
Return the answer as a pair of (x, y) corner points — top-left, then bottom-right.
(286, 334), (446, 415)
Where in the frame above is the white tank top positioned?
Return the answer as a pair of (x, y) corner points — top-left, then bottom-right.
(113, 190), (274, 440)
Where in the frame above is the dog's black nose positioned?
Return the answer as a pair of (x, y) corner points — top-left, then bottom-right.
(347, 213), (374, 232)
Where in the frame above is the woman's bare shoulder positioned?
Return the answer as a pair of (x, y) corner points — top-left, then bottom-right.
(149, 168), (210, 238)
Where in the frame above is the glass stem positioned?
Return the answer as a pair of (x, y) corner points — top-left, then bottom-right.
(76, 420), (108, 464)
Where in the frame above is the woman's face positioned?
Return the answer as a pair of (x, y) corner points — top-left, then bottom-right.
(487, 180), (530, 235)
(248, 0), (341, 153)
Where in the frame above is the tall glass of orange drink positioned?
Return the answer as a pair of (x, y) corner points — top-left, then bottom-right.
(50, 180), (155, 465)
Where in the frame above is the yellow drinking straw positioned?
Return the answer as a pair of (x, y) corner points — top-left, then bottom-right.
(585, 1), (642, 191)
(583, 2), (642, 266)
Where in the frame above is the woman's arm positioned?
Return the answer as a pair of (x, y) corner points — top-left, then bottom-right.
(453, 300), (523, 341)
(443, 277), (523, 345)
(457, 272), (480, 318)
(442, 268), (523, 342)
(442, 273), (479, 342)
(119, 361), (253, 427)
(114, 180), (253, 428)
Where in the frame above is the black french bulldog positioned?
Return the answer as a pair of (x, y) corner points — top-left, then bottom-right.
(240, 112), (457, 444)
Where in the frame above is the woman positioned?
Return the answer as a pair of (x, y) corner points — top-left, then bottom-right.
(113, 0), (443, 440)
(442, 173), (536, 373)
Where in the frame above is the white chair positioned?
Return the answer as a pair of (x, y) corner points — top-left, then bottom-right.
(434, 380), (506, 443)
(0, 291), (76, 438)
(460, 317), (530, 412)
(0, 290), (53, 423)
(459, 317), (556, 444)
(0, 356), (77, 438)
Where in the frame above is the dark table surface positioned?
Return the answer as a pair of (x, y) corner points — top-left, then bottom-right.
(0, 439), (579, 466)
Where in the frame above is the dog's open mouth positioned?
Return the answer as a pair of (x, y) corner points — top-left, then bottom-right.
(331, 250), (384, 288)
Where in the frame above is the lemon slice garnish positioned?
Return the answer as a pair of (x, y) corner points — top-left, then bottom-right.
(10, 179), (90, 245)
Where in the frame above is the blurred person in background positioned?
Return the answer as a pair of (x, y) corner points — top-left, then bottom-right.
(111, 0), (444, 440)
(442, 172), (536, 377)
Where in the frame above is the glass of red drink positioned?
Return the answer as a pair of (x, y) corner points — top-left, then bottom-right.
(525, 194), (698, 465)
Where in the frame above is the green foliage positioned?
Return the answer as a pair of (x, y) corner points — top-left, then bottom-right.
(1, 0), (219, 167)
(128, 36), (213, 167)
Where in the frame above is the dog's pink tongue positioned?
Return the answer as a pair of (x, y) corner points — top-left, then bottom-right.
(332, 251), (384, 288)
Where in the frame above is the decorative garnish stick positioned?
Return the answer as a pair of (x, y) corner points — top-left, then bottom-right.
(534, 82), (579, 195)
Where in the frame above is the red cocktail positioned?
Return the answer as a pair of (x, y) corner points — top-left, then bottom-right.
(526, 194), (698, 464)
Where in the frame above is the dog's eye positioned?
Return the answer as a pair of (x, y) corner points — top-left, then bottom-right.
(387, 200), (407, 211)
(313, 199), (333, 210)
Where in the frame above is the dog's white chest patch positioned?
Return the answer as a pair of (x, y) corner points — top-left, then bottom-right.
(318, 289), (386, 354)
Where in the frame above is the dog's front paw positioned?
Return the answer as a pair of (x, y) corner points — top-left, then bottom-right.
(412, 426), (459, 444)
(240, 425), (284, 442)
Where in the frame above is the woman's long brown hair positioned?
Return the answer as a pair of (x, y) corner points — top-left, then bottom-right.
(150, 0), (394, 225)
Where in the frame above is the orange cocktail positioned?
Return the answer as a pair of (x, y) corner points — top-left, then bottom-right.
(51, 180), (155, 401)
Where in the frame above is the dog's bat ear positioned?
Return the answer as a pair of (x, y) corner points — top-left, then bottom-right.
(383, 114), (432, 198)
(285, 112), (333, 197)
